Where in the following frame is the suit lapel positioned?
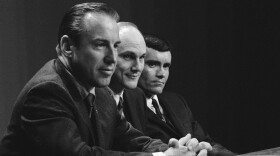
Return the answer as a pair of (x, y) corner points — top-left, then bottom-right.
(144, 104), (181, 139)
(55, 59), (96, 145)
(77, 98), (97, 145)
(145, 106), (166, 124)
(123, 88), (146, 132)
(95, 87), (118, 148)
(158, 94), (187, 136)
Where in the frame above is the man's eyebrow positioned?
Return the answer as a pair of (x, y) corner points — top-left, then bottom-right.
(91, 39), (121, 47)
(115, 41), (121, 45)
(92, 38), (108, 43)
(164, 62), (171, 67)
(145, 60), (160, 64)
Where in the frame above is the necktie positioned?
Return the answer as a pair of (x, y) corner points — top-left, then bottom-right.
(86, 93), (96, 118)
(117, 96), (124, 118)
(85, 93), (101, 144)
(152, 98), (166, 122)
(152, 98), (176, 129)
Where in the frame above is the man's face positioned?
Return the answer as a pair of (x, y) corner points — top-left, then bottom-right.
(138, 47), (171, 96)
(113, 27), (146, 89)
(71, 13), (120, 88)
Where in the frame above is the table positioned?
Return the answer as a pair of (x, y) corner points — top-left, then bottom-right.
(238, 147), (280, 155)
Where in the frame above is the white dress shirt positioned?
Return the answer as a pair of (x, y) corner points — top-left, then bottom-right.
(107, 89), (166, 156)
(146, 95), (164, 115)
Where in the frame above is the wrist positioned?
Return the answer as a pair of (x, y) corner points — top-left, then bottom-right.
(152, 152), (166, 156)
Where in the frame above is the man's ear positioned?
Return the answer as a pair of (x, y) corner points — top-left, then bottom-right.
(60, 35), (74, 58)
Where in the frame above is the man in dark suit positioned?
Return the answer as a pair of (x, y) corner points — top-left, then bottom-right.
(123, 34), (236, 156)
(108, 22), (212, 155)
(0, 3), (202, 156)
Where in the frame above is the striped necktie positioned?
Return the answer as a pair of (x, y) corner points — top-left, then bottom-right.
(117, 96), (124, 118)
(152, 98), (176, 129)
(152, 98), (166, 122)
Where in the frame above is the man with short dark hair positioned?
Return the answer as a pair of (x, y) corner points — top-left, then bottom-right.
(106, 22), (212, 156)
(124, 34), (236, 156)
(0, 3), (204, 156)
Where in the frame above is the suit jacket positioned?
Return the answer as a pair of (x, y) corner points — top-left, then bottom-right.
(0, 59), (168, 156)
(123, 88), (235, 156)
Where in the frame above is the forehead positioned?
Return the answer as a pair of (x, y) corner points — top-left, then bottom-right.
(146, 47), (171, 63)
(118, 27), (146, 55)
(81, 13), (119, 40)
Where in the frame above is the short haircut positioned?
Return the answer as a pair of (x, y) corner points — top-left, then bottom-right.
(144, 34), (171, 52)
(57, 2), (119, 47)
(118, 22), (138, 30)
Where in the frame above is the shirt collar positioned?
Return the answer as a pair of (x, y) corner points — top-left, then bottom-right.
(57, 56), (92, 99)
(58, 55), (71, 71)
(147, 94), (159, 103)
(146, 94), (163, 114)
(107, 87), (124, 106)
(89, 87), (96, 96)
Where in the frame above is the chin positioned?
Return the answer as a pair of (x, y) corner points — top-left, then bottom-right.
(93, 78), (111, 88)
(124, 82), (137, 89)
(150, 88), (163, 95)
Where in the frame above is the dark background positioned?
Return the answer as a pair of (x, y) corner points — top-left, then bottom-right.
(0, 0), (279, 154)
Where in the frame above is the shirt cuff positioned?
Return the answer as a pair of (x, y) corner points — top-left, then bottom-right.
(152, 152), (166, 156)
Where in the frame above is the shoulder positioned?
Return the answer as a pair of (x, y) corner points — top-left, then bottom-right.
(95, 87), (115, 104)
(158, 91), (190, 108)
(13, 60), (79, 111)
(96, 87), (113, 97)
(123, 87), (146, 107)
(124, 87), (146, 99)
(95, 87), (116, 108)
(159, 91), (185, 100)
(13, 74), (76, 121)
(19, 60), (67, 98)
(125, 87), (145, 96)
(21, 79), (72, 109)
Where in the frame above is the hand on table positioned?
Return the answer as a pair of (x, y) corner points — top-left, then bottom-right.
(164, 134), (212, 156)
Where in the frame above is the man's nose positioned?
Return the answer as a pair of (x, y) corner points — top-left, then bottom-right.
(156, 67), (165, 78)
(131, 59), (142, 72)
(104, 46), (117, 65)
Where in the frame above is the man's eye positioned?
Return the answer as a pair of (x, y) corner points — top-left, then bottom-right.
(122, 54), (133, 60)
(164, 64), (171, 69)
(93, 41), (107, 48)
(147, 63), (156, 68)
(95, 43), (106, 47)
(114, 43), (120, 49)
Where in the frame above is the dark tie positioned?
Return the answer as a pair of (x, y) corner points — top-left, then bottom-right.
(152, 98), (166, 122)
(117, 97), (124, 118)
(86, 93), (96, 118)
(152, 98), (176, 129)
(85, 93), (102, 145)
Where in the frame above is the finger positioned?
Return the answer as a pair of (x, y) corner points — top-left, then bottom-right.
(186, 151), (197, 156)
(191, 141), (212, 153)
(187, 138), (199, 151)
(178, 133), (191, 146)
(199, 141), (212, 151)
(197, 149), (208, 156)
(168, 138), (179, 148)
